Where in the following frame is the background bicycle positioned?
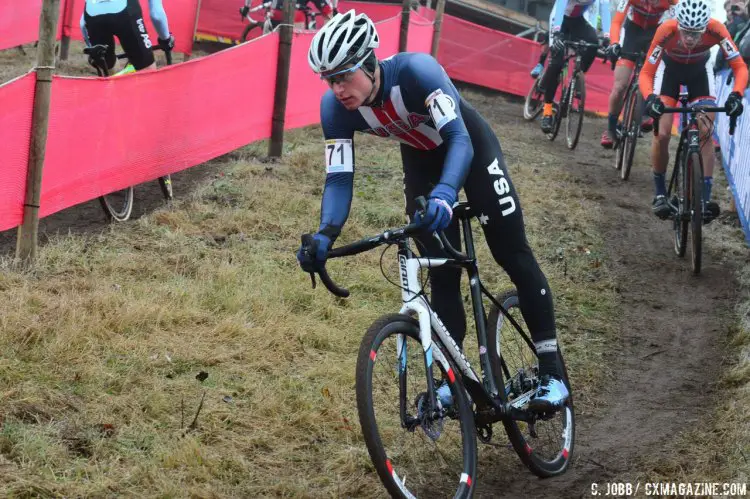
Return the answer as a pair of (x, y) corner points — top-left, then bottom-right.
(84, 44), (174, 222)
(546, 40), (605, 150)
(240, 1), (274, 42)
(611, 51), (646, 181)
(654, 98), (738, 274)
(301, 197), (575, 498)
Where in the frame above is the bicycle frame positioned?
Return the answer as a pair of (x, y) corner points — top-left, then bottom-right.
(391, 214), (538, 426)
(307, 201), (543, 426)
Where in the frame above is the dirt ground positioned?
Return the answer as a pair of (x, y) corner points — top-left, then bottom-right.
(1, 43), (747, 497)
(473, 94), (741, 497)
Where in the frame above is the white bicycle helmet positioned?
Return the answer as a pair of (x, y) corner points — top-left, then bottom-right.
(308, 10), (380, 73)
(675, 0), (712, 30)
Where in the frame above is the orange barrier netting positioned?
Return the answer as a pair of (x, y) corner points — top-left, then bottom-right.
(438, 14), (614, 114)
(61, 0), (199, 54)
(0, 73), (35, 231)
(40, 34), (279, 218)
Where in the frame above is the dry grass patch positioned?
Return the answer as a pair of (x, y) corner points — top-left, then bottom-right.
(0, 91), (620, 496)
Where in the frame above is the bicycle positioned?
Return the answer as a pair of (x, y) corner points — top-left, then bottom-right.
(524, 67), (546, 121)
(240, 1), (274, 42)
(84, 43), (174, 222)
(240, 1), (324, 41)
(546, 40), (604, 150)
(300, 197), (575, 497)
(611, 51), (646, 181)
(653, 97), (738, 274)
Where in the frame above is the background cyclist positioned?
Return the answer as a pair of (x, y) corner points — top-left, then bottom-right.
(80, 0), (174, 74)
(640, 0), (747, 221)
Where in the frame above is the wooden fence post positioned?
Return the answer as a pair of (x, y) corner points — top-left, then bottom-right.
(185, 0), (203, 62)
(58, 0), (72, 60)
(16, 0), (61, 263)
(431, 0), (446, 58)
(268, 0), (296, 158)
(399, 0), (411, 52)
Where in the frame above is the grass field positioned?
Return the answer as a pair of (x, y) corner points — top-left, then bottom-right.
(0, 41), (748, 497)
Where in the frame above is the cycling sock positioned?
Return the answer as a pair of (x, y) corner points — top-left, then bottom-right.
(607, 113), (618, 134)
(543, 103), (553, 117)
(535, 338), (561, 378)
(653, 172), (667, 197)
(703, 176), (713, 202)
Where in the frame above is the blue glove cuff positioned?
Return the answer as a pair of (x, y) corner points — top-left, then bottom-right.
(429, 183), (457, 207)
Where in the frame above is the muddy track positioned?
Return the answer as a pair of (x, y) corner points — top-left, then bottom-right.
(476, 96), (734, 498)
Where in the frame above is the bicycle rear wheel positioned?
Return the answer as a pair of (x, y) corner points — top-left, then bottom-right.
(159, 175), (173, 200)
(668, 139), (688, 258)
(486, 290), (575, 478)
(524, 77), (544, 121)
(621, 90), (643, 181)
(565, 71), (586, 150)
(99, 187), (134, 222)
(356, 314), (477, 498)
(688, 151), (703, 274)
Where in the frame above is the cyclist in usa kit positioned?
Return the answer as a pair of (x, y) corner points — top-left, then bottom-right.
(540, 0), (612, 133)
(600, 0), (676, 147)
(640, 0), (747, 221)
(296, 10), (569, 413)
(81, 0), (174, 73)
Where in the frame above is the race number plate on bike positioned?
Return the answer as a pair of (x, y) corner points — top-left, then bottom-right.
(325, 139), (354, 174)
(425, 89), (458, 131)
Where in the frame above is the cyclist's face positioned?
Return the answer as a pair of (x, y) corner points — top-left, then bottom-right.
(679, 28), (703, 49)
(324, 66), (372, 110)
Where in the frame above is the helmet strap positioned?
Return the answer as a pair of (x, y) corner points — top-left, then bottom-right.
(362, 53), (379, 106)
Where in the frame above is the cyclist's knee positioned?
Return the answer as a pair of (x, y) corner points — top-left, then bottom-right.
(612, 76), (629, 95)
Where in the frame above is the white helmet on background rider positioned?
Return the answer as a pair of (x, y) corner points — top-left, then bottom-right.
(308, 10), (380, 74)
(675, 0), (712, 30)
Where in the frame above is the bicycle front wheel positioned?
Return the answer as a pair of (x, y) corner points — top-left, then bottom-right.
(565, 71), (586, 150)
(99, 187), (134, 222)
(688, 151), (703, 274)
(486, 290), (575, 478)
(668, 139), (688, 258)
(356, 314), (477, 498)
(621, 90), (643, 181)
(524, 77), (544, 121)
(614, 85), (633, 172)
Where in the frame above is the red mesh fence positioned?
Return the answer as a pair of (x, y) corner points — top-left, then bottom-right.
(284, 15), (422, 130)
(0, 9), (620, 233)
(40, 34), (279, 218)
(61, 0), (199, 54)
(0, 73), (35, 231)
(438, 14), (613, 114)
(0, 0), (48, 50)
(406, 11), (434, 54)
